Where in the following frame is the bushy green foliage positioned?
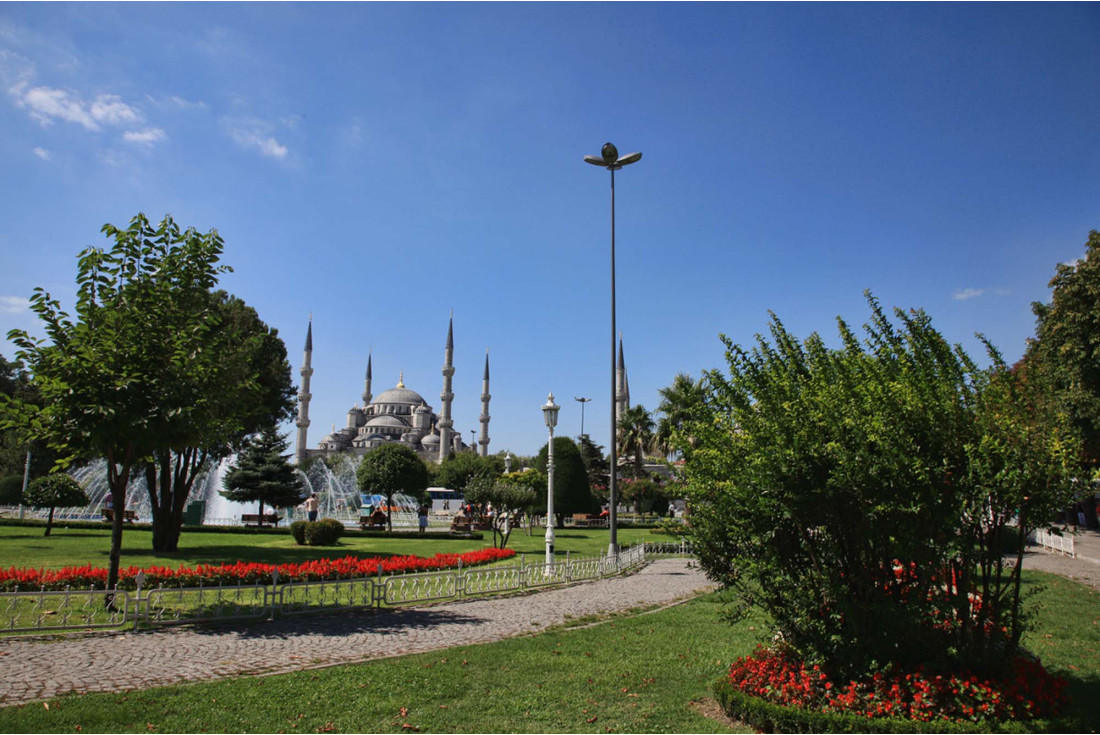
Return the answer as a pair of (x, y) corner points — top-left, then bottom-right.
(434, 451), (503, 492)
(289, 518), (344, 546)
(23, 474), (89, 537)
(534, 436), (597, 526)
(682, 294), (1080, 680)
(356, 443), (430, 531)
(465, 475), (537, 548)
(221, 429), (304, 516)
(619, 477), (669, 516)
(0, 475), (24, 505)
(1028, 230), (1100, 471)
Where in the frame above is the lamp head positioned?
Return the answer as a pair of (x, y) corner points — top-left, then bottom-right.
(601, 142), (619, 165)
(542, 392), (560, 429)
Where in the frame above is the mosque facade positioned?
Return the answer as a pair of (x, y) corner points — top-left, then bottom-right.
(294, 315), (491, 465)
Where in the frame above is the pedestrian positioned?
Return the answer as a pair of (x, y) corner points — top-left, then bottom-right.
(668, 502), (676, 519)
(305, 493), (319, 522)
(418, 506), (429, 533)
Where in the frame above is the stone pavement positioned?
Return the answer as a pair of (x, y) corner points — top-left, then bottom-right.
(0, 558), (713, 707)
(1023, 526), (1100, 592)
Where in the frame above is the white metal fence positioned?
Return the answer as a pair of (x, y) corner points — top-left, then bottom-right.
(1030, 528), (1076, 558)
(0, 542), (686, 636)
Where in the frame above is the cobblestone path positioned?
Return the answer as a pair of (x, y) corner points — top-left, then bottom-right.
(0, 558), (712, 707)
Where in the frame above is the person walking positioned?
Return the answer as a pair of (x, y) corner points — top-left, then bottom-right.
(305, 493), (319, 522)
(418, 506), (429, 533)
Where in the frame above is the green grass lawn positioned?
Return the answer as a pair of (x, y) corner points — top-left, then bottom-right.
(0, 522), (672, 572)
(0, 570), (1097, 734)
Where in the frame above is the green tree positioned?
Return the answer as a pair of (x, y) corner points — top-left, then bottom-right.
(221, 430), (305, 524)
(682, 295), (1078, 680)
(617, 404), (655, 478)
(465, 475), (537, 549)
(1028, 230), (1100, 472)
(534, 436), (596, 527)
(0, 355), (61, 480)
(434, 451), (503, 493)
(577, 434), (609, 501)
(355, 443), (430, 532)
(655, 372), (705, 459)
(22, 474), (89, 537)
(0, 475), (25, 505)
(3, 214), (293, 595)
(619, 476), (669, 518)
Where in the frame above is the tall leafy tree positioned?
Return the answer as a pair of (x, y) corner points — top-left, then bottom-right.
(221, 430), (305, 524)
(534, 436), (596, 527)
(3, 214), (293, 594)
(1028, 230), (1100, 472)
(465, 474), (537, 549)
(0, 355), (61, 480)
(356, 443), (430, 532)
(577, 434), (609, 500)
(617, 404), (655, 478)
(434, 451), (503, 493)
(22, 474), (89, 537)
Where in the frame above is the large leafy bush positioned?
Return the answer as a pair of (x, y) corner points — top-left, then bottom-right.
(682, 295), (1079, 680)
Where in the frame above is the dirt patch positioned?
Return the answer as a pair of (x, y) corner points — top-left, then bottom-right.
(689, 697), (751, 732)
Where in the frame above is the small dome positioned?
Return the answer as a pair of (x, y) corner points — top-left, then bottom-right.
(365, 414), (408, 428)
(421, 433), (440, 446)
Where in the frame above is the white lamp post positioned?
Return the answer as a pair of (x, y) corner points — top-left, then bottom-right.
(542, 392), (560, 570)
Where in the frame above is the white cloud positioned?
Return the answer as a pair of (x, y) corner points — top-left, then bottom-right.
(17, 84), (99, 129)
(952, 288), (985, 301)
(0, 296), (28, 315)
(89, 94), (140, 126)
(32, 146), (50, 160)
(223, 118), (289, 160)
(123, 127), (166, 145)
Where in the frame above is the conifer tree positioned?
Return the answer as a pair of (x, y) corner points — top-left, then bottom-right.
(221, 430), (305, 523)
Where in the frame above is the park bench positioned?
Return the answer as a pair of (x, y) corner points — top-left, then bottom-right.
(570, 514), (606, 528)
(101, 508), (137, 523)
(360, 514), (387, 530)
(241, 513), (281, 527)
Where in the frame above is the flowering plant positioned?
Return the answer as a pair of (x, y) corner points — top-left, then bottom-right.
(0, 547), (516, 591)
(727, 644), (1067, 724)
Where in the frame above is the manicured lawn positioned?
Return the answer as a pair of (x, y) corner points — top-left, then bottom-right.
(0, 568), (1097, 733)
(0, 522), (673, 572)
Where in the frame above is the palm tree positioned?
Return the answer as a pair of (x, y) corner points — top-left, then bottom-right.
(618, 404), (656, 478)
(655, 373), (705, 459)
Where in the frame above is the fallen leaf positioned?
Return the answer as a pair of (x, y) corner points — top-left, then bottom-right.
(586, 717), (598, 723)
(43, 703), (50, 711)
(400, 707), (408, 718)
(401, 725), (419, 732)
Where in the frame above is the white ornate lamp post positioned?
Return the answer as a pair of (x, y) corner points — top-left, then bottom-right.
(585, 142), (642, 558)
(542, 392), (560, 570)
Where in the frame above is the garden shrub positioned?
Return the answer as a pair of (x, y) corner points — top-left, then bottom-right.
(289, 520), (308, 545)
(682, 294), (1081, 682)
(301, 517), (344, 546)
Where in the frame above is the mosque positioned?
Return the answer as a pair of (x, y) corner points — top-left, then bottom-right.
(294, 315), (490, 464)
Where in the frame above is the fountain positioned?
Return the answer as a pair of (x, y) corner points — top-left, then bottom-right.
(34, 452), (423, 528)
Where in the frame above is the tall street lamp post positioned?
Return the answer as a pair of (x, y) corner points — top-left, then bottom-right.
(574, 396), (591, 437)
(542, 392), (560, 571)
(584, 142), (641, 558)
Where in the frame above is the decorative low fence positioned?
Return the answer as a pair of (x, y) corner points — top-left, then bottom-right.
(1030, 528), (1076, 558)
(0, 542), (686, 636)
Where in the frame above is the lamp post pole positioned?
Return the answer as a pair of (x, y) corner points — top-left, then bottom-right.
(574, 396), (591, 437)
(585, 142), (641, 558)
(542, 393), (560, 571)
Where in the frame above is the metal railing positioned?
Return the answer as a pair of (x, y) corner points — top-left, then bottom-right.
(1030, 528), (1076, 558)
(0, 542), (687, 636)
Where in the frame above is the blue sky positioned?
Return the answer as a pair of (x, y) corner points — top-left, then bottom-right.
(2, 3), (1098, 458)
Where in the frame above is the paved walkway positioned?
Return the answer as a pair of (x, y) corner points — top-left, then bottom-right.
(1023, 526), (1100, 592)
(0, 558), (713, 707)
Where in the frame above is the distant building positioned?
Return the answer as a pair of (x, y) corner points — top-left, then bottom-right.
(295, 314), (491, 464)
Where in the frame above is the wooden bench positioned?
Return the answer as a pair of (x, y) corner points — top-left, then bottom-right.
(241, 513), (281, 527)
(360, 514), (387, 530)
(101, 509), (137, 523)
(570, 514), (606, 528)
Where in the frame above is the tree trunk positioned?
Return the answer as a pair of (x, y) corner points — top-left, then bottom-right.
(258, 500), (265, 527)
(44, 506), (54, 536)
(386, 492), (393, 532)
(148, 448), (205, 552)
(104, 444), (133, 609)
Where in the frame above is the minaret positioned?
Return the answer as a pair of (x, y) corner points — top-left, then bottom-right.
(438, 314), (455, 462)
(295, 318), (314, 464)
(616, 332), (630, 421)
(362, 351), (373, 406)
(478, 348), (491, 457)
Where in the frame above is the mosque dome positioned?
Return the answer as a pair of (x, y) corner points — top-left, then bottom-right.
(421, 433), (441, 446)
(364, 414), (407, 428)
(373, 386), (428, 406)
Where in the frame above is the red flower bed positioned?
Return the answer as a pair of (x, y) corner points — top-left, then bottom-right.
(0, 547), (516, 591)
(728, 644), (1067, 724)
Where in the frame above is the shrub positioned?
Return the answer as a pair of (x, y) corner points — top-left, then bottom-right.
(301, 517), (344, 546)
(289, 520), (308, 545)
